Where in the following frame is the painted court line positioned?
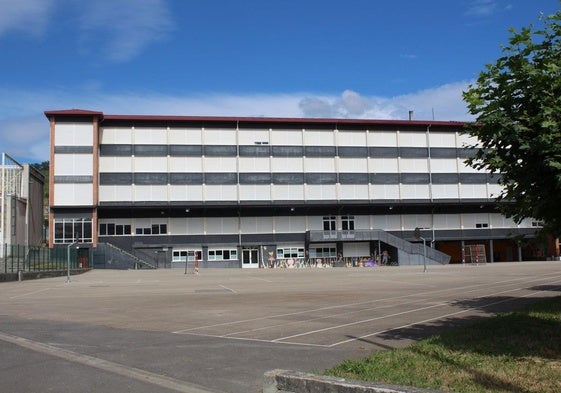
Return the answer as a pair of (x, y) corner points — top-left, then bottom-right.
(9, 287), (53, 299)
(0, 331), (219, 393)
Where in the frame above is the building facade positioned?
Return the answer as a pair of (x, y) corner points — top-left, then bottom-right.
(45, 109), (544, 268)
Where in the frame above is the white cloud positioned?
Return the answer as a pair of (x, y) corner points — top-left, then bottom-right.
(0, 0), (55, 37)
(0, 83), (472, 163)
(78, 0), (174, 63)
(465, 0), (498, 17)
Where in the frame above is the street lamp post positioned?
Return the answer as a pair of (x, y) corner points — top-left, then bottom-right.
(66, 237), (79, 283)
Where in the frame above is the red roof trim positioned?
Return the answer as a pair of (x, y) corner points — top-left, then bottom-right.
(44, 109), (104, 117)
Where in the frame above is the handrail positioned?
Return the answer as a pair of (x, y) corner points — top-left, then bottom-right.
(105, 242), (157, 269)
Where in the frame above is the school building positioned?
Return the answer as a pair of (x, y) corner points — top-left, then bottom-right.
(44, 109), (547, 269)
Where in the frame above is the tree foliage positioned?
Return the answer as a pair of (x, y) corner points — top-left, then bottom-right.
(463, 8), (561, 236)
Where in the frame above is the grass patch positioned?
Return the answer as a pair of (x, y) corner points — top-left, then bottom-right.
(324, 296), (561, 392)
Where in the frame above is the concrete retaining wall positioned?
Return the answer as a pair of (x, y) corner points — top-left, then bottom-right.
(264, 369), (446, 393)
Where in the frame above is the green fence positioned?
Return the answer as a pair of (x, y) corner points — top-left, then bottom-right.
(1, 244), (92, 273)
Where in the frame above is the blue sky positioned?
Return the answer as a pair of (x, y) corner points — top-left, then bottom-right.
(0, 0), (558, 163)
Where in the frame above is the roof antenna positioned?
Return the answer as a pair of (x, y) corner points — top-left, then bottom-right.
(408, 110), (413, 121)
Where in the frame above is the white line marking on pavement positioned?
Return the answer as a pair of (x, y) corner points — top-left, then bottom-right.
(219, 285), (237, 293)
(9, 288), (53, 299)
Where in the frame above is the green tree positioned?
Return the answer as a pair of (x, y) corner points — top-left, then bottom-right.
(463, 8), (561, 236)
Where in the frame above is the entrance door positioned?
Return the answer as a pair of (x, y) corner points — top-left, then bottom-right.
(242, 248), (259, 268)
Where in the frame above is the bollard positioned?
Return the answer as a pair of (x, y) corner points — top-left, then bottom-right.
(18, 270), (23, 282)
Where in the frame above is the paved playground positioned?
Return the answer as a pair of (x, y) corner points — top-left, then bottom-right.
(1, 262), (561, 393)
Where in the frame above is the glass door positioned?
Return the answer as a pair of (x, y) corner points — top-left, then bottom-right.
(242, 248), (259, 268)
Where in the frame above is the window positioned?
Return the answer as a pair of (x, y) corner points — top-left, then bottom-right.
(99, 223), (131, 236)
(323, 216), (336, 231)
(341, 215), (355, 231)
(475, 223), (489, 228)
(135, 223), (167, 235)
(532, 221), (544, 227)
(276, 247), (305, 259)
(308, 247), (337, 258)
(208, 249), (238, 261)
(53, 218), (93, 244)
(172, 249), (202, 262)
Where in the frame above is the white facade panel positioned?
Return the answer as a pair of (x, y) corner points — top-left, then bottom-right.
(430, 159), (457, 172)
(306, 184), (336, 200)
(490, 213), (518, 228)
(272, 185), (304, 201)
(458, 162), (483, 173)
(99, 157), (133, 172)
(338, 131), (366, 146)
(239, 157), (270, 172)
(170, 217), (204, 235)
(343, 242), (370, 257)
(373, 215), (401, 230)
(458, 133), (479, 148)
(399, 158), (428, 172)
(339, 184), (369, 200)
(368, 131), (397, 146)
(402, 214), (432, 230)
(433, 214), (461, 229)
(204, 185), (237, 201)
(354, 215), (370, 230)
(271, 157), (302, 172)
(169, 157), (203, 172)
(206, 217), (237, 234)
(168, 128), (202, 144)
(239, 185), (271, 201)
(99, 185), (133, 202)
(274, 216), (307, 233)
(307, 217), (323, 231)
(134, 185), (168, 201)
(431, 184), (460, 199)
(271, 129), (302, 145)
(134, 157), (168, 172)
(398, 132), (426, 147)
(100, 127), (132, 144)
(401, 184), (430, 199)
(203, 157), (237, 172)
(304, 130), (334, 145)
(488, 184), (504, 198)
(338, 158), (367, 172)
(304, 157), (335, 172)
(204, 129), (236, 144)
(134, 128), (167, 144)
(370, 184), (400, 199)
(462, 213), (489, 228)
(55, 123), (93, 146)
(369, 158), (398, 172)
(459, 184), (488, 199)
(241, 217), (274, 234)
(429, 132), (457, 147)
(169, 185), (203, 201)
(54, 184), (93, 205)
(54, 154), (93, 176)
(238, 129), (269, 145)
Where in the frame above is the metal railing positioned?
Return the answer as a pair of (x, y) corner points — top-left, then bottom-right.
(1, 244), (82, 273)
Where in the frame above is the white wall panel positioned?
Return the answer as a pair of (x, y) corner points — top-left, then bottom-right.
(54, 184), (93, 205)
(307, 216), (324, 231)
(134, 185), (168, 201)
(429, 132), (457, 147)
(239, 185), (271, 201)
(487, 184), (504, 198)
(430, 159), (457, 172)
(402, 214), (432, 230)
(462, 213), (489, 228)
(54, 154), (93, 176)
(271, 157), (302, 172)
(274, 216), (307, 232)
(354, 215), (370, 230)
(169, 157), (203, 172)
(490, 213), (518, 228)
(134, 157), (168, 172)
(368, 131), (397, 146)
(433, 214), (461, 229)
(459, 184), (488, 199)
(203, 157), (237, 172)
(304, 130), (334, 145)
(238, 129), (269, 144)
(204, 129), (236, 144)
(206, 217), (237, 234)
(239, 157), (270, 172)
(339, 184), (369, 200)
(398, 132), (426, 147)
(169, 185), (203, 201)
(55, 123), (93, 146)
(369, 158), (398, 172)
(304, 157), (335, 172)
(98, 185), (133, 202)
(343, 242), (370, 257)
(458, 162), (483, 173)
(431, 184), (459, 199)
(99, 157), (133, 172)
(399, 158), (428, 172)
(338, 158), (367, 172)
(306, 184), (336, 200)
(100, 127), (132, 144)
(134, 128), (167, 144)
(168, 128), (202, 144)
(373, 215), (401, 230)
(241, 217), (274, 234)
(458, 133), (480, 148)
(338, 131), (366, 146)
(400, 184), (430, 199)
(204, 185), (237, 201)
(370, 184), (400, 199)
(169, 217), (204, 235)
(272, 185), (304, 201)
(271, 129), (302, 145)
